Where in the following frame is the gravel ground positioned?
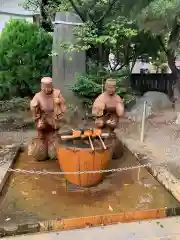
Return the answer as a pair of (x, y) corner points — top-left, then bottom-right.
(0, 130), (35, 146)
(117, 110), (180, 180)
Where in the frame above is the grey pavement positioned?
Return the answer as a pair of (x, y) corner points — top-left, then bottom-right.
(3, 217), (180, 240)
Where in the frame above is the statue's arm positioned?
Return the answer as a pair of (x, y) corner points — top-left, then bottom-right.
(53, 89), (66, 119)
(92, 95), (105, 117)
(116, 96), (124, 117)
(30, 94), (41, 121)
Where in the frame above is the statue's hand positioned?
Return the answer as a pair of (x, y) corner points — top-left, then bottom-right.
(106, 119), (116, 128)
(37, 119), (45, 130)
(55, 113), (63, 120)
(94, 108), (104, 117)
(34, 114), (41, 121)
(95, 118), (104, 128)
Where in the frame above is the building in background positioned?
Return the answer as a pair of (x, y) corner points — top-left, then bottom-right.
(0, 0), (40, 32)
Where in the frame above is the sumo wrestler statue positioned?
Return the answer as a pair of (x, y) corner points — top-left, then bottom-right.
(92, 78), (124, 131)
(28, 77), (66, 161)
(92, 78), (124, 158)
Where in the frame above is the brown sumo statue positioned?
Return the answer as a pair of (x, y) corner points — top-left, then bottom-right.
(28, 77), (66, 161)
(92, 78), (124, 159)
(92, 78), (124, 131)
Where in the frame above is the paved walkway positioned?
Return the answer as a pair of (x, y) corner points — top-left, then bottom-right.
(3, 217), (180, 240)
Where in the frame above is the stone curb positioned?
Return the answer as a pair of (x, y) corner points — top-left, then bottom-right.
(0, 222), (40, 237)
(0, 145), (22, 194)
(1, 207), (180, 238)
(119, 136), (180, 203)
(0, 145), (41, 238)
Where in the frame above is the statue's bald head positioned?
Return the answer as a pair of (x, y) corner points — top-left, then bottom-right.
(105, 78), (116, 86)
(41, 77), (52, 84)
(41, 77), (53, 95)
(105, 78), (116, 95)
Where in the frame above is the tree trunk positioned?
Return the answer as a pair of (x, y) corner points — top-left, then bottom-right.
(40, 0), (53, 32)
(166, 18), (180, 102)
(167, 53), (180, 113)
(167, 53), (180, 92)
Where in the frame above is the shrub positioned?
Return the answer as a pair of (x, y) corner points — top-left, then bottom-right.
(0, 97), (30, 112)
(72, 67), (135, 110)
(0, 19), (52, 99)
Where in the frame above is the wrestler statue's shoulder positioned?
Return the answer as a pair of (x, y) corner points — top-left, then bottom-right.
(115, 94), (123, 103)
(96, 92), (106, 100)
(30, 92), (41, 107)
(34, 92), (42, 98)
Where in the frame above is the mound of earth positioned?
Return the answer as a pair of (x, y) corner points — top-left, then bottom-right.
(127, 91), (172, 122)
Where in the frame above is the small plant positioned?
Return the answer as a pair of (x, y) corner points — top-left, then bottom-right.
(72, 67), (135, 110)
(0, 97), (30, 112)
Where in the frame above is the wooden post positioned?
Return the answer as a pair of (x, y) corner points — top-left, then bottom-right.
(140, 101), (147, 143)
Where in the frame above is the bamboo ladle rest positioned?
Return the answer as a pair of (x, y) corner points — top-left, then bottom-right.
(60, 129), (109, 150)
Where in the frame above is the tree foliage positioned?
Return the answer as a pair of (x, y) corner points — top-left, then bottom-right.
(136, 0), (180, 85)
(24, 0), (180, 100)
(25, 0), (161, 68)
(0, 19), (52, 100)
(56, 0), (161, 71)
(72, 67), (135, 109)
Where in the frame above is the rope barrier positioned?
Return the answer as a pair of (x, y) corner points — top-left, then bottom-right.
(6, 163), (150, 176)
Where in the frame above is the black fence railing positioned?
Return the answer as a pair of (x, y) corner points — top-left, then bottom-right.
(130, 74), (174, 99)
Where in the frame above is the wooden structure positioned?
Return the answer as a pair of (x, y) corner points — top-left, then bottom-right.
(52, 12), (86, 106)
(57, 130), (114, 187)
(130, 73), (174, 99)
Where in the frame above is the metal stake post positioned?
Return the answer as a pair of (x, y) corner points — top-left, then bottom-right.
(140, 101), (147, 143)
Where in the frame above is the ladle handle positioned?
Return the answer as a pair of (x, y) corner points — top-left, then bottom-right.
(61, 133), (110, 140)
(98, 135), (107, 150)
(88, 136), (94, 151)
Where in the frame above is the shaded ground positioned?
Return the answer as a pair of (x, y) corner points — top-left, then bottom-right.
(0, 148), (179, 225)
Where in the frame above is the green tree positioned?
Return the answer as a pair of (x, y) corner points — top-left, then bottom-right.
(52, 0), (160, 70)
(23, 0), (56, 31)
(0, 19), (52, 99)
(23, 0), (162, 109)
(135, 0), (180, 90)
(24, 0), (160, 69)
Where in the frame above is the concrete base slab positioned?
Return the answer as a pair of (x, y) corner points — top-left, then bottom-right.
(3, 217), (180, 240)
